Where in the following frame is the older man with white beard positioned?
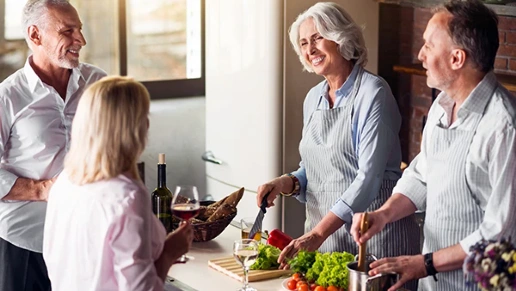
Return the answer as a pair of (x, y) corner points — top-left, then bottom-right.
(0, 1), (106, 290)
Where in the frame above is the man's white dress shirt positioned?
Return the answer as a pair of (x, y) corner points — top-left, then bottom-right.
(0, 57), (106, 252)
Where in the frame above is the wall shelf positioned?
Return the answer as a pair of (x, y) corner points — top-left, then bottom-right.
(376, 0), (516, 16)
(393, 63), (516, 92)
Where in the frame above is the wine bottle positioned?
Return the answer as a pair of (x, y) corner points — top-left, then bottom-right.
(151, 153), (173, 233)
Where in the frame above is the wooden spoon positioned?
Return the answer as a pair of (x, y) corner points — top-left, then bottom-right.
(357, 212), (369, 272)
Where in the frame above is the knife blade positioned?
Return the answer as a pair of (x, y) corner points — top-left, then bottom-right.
(248, 192), (270, 240)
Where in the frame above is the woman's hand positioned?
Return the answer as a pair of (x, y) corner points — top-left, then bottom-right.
(368, 255), (426, 291)
(350, 211), (388, 245)
(163, 222), (194, 263)
(256, 176), (293, 208)
(277, 231), (325, 269)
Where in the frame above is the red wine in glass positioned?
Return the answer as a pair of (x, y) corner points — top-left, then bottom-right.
(172, 203), (200, 220)
(171, 185), (200, 263)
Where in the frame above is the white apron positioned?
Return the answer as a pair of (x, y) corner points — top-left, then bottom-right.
(299, 68), (420, 290)
(419, 101), (487, 291)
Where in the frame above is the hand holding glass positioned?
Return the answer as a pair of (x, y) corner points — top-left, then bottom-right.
(171, 185), (200, 263)
(233, 239), (258, 291)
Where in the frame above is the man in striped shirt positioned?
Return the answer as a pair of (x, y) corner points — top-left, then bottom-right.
(350, 0), (516, 290)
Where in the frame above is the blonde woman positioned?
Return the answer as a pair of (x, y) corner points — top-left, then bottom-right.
(42, 76), (193, 291)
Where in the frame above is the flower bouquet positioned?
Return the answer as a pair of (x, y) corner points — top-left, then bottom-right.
(463, 238), (516, 291)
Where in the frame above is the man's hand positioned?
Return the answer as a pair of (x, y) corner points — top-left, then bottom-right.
(278, 231), (325, 269)
(2, 177), (57, 202)
(350, 211), (388, 244)
(39, 177), (57, 201)
(368, 255), (426, 291)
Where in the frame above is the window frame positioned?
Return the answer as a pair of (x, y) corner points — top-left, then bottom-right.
(0, 0), (205, 99)
(118, 0), (205, 99)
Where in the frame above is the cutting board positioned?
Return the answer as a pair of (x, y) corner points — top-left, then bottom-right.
(208, 257), (291, 282)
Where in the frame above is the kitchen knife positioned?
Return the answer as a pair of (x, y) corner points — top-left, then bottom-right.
(248, 192), (270, 240)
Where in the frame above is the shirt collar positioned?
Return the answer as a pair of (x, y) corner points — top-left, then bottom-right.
(23, 56), (42, 93)
(317, 63), (361, 106)
(438, 71), (497, 117)
(459, 71), (497, 115)
(23, 55), (85, 94)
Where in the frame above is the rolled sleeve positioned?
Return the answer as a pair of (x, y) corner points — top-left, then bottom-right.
(393, 154), (427, 211)
(330, 199), (353, 225)
(291, 163), (307, 203)
(461, 122), (516, 253)
(0, 100), (18, 199)
(0, 170), (18, 200)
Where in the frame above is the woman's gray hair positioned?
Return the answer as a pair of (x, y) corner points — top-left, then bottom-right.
(22, 0), (71, 42)
(289, 2), (367, 72)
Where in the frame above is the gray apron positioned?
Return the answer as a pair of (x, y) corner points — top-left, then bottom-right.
(420, 102), (487, 291)
(299, 67), (420, 266)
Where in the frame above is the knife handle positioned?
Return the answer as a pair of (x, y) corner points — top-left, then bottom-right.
(260, 192), (270, 213)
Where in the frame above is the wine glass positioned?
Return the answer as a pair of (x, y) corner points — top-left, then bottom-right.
(171, 185), (200, 263)
(233, 239), (259, 291)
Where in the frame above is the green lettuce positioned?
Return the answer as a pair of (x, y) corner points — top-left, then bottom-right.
(250, 244), (281, 270)
(306, 251), (355, 288)
(288, 250), (317, 274)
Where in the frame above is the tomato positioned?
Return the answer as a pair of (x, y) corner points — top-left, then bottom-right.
(314, 286), (326, 291)
(327, 286), (338, 291)
(296, 281), (308, 288)
(287, 279), (297, 290)
(297, 284), (309, 291)
(292, 273), (303, 281)
(310, 283), (318, 291)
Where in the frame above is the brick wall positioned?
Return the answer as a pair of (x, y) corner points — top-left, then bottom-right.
(379, 4), (516, 163)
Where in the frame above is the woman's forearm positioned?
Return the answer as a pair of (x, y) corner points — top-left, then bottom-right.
(312, 212), (345, 239)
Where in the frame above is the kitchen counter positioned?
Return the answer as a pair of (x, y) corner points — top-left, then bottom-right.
(167, 224), (287, 291)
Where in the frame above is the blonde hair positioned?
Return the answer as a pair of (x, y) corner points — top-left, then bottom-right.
(289, 2), (367, 72)
(65, 76), (150, 185)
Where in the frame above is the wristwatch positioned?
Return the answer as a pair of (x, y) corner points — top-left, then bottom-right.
(424, 253), (438, 281)
(280, 173), (300, 197)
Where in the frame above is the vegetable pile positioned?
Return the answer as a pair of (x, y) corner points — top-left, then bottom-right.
(251, 244), (355, 290)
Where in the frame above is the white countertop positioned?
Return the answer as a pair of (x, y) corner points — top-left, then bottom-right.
(167, 224), (287, 291)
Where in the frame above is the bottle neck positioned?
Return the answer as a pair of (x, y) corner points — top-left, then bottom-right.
(157, 164), (166, 188)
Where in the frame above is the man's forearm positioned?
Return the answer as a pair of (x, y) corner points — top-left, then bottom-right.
(432, 244), (466, 273)
(378, 193), (418, 224)
(2, 177), (52, 201)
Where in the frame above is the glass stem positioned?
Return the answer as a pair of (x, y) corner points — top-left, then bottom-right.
(243, 266), (249, 288)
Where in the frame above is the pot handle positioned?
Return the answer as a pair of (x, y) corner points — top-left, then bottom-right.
(366, 272), (399, 286)
(365, 273), (384, 284)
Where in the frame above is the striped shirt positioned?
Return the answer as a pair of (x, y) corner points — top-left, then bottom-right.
(394, 71), (516, 253)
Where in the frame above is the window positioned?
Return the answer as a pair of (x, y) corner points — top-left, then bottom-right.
(0, 0), (204, 99)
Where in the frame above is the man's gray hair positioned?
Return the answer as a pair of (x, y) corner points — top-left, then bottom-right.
(22, 0), (71, 42)
(288, 2), (368, 72)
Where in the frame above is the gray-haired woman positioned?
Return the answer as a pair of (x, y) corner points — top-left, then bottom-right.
(256, 1), (420, 284)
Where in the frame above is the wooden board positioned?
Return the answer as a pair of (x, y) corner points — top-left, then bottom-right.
(208, 257), (291, 282)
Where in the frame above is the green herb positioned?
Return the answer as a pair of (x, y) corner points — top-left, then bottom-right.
(288, 250), (317, 274)
(306, 251), (355, 288)
(250, 244), (281, 270)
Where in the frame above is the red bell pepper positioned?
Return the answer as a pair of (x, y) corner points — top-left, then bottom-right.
(267, 229), (293, 250)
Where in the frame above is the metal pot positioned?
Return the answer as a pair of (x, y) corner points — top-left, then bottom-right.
(347, 260), (399, 291)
